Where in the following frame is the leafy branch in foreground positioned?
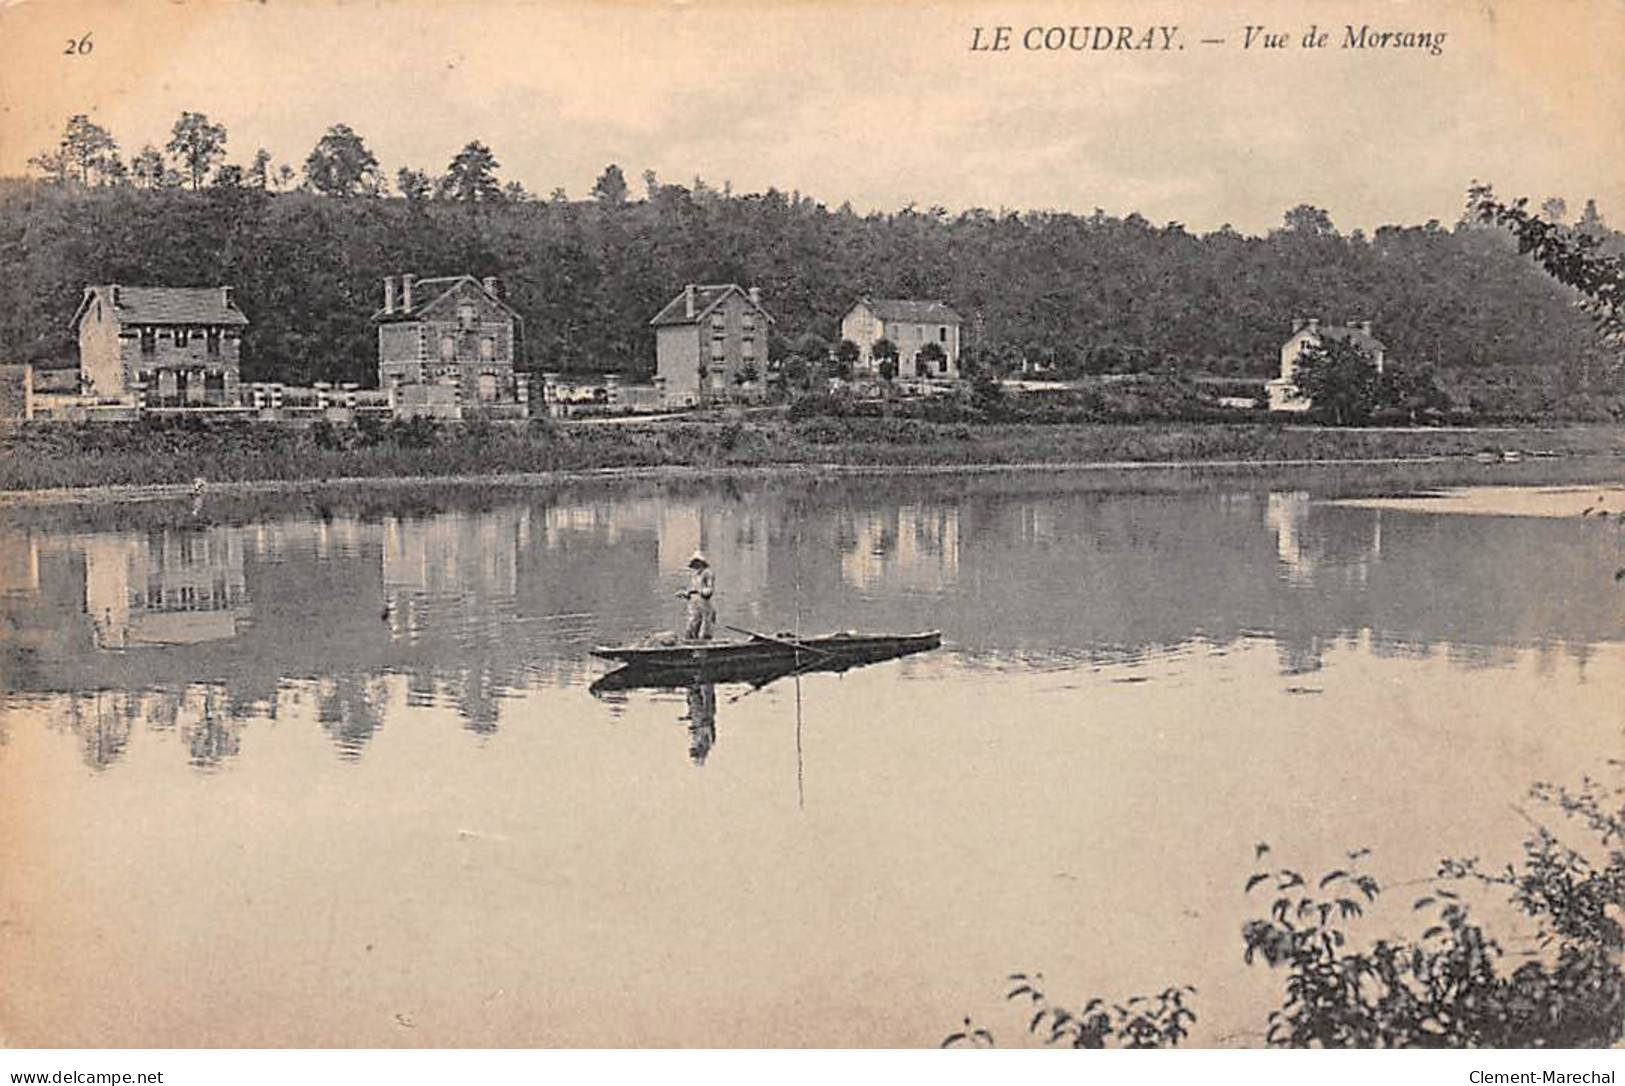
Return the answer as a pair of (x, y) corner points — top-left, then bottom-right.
(1242, 773), (1625, 1047)
(946, 767), (1624, 1051)
(1469, 183), (1625, 350)
(942, 974), (1196, 1048)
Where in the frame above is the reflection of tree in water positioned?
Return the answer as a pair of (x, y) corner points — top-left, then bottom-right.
(451, 667), (503, 736)
(183, 688), (241, 769)
(65, 692), (134, 771)
(1275, 632), (1333, 676)
(683, 684), (717, 766)
(316, 674), (388, 760)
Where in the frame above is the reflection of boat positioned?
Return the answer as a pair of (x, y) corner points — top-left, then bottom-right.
(589, 630), (941, 692)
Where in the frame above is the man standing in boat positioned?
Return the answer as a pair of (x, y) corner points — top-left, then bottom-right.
(678, 550), (716, 640)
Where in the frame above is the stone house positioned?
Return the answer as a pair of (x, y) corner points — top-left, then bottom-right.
(650, 284), (773, 406)
(72, 285), (249, 407)
(372, 275), (525, 411)
(1267, 317), (1387, 411)
(839, 298), (962, 381)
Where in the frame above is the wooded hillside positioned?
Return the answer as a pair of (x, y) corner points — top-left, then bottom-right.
(0, 176), (1615, 400)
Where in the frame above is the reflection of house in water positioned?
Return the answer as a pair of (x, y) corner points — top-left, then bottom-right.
(1265, 491), (1383, 588)
(381, 509), (526, 642)
(0, 530), (40, 597)
(83, 528), (250, 647)
(839, 505), (960, 593)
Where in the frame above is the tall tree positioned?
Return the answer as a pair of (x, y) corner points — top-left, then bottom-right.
(249, 148), (272, 190)
(303, 123), (381, 197)
(1278, 204), (1338, 237)
(396, 167), (434, 202)
(166, 111), (228, 190)
(592, 163), (628, 205)
(1295, 336), (1380, 425)
(27, 148), (70, 185)
(442, 141), (503, 203)
(53, 114), (121, 185)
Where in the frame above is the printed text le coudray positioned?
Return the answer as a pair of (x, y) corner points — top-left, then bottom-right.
(969, 24), (1447, 55)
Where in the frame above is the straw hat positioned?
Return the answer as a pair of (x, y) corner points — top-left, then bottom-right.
(688, 550), (709, 568)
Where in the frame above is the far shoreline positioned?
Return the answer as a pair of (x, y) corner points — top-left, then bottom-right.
(4, 417), (1622, 508)
(3, 449), (1619, 509)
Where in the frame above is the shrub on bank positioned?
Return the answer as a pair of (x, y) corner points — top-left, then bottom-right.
(949, 769), (1625, 1049)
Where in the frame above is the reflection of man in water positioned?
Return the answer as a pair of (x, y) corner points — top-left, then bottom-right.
(678, 550), (716, 640)
(684, 683), (717, 765)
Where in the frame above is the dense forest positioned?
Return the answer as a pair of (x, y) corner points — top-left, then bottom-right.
(3, 113), (1622, 415)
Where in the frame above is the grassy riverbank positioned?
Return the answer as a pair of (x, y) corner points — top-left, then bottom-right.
(3, 415), (1624, 494)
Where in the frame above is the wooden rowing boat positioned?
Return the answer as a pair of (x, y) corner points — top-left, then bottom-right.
(589, 629), (941, 694)
(590, 629), (941, 673)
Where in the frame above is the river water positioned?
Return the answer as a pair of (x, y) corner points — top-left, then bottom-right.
(2, 467), (1621, 1046)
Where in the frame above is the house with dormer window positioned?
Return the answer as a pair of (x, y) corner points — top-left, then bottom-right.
(72, 285), (249, 407)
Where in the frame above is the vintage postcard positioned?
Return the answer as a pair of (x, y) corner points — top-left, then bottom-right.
(0, 0), (1622, 1065)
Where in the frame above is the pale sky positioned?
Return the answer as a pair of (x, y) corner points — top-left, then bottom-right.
(1, 0), (1621, 234)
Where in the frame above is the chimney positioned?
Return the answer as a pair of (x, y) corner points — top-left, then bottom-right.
(748, 286), (761, 308)
(383, 276), (396, 314)
(1306, 317), (1320, 333)
(482, 275), (499, 298)
(1360, 320), (1373, 336)
(684, 284), (696, 319)
(402, 274), (416, 313)
(1291, 317), (1304, 334)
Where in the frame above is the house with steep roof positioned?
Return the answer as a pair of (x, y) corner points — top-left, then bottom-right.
(1267, 317), (1387, 411)
(650, 284), (773, 406)
(73, 285), (249, 407)
(373, 274), (525, 414)
(840, 298), (963, 382)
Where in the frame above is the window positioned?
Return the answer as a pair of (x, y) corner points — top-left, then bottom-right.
(939, 354), (949, 374)
(742, 341), (755, 361)
(140, 328), (156, 355)
(710, 341), (725, 361)
(742, 313), (756, 332)
(480, 336), (495, 360)
(710, 313), (726, 340)
(440, 335), (455, 361)
(206, 329), (221, 357)
(939, 327), (947, 342)
(174, 328), (190, 348)
(457, 303), (476, 331)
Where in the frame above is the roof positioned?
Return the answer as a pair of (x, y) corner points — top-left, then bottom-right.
(371, 275), (522, 324)
(852, 298), (962, 325)
(1293, 323), (1386, 353)
(649, 284), (774, 327)
(74, 285), (249, 331)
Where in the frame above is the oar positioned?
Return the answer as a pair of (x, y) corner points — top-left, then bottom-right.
(722, 624), (837, 662)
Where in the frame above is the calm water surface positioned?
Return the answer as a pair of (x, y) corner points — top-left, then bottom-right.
(2, 470), (1622, 1046)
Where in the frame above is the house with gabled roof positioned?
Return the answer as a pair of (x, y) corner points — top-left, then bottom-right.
(840, 298), (963, 382)
(73, 285), (250, 407)
(650, 283), (774, 406)
(1268, 317), (1387, 411)
(373, 274), (525, 414)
